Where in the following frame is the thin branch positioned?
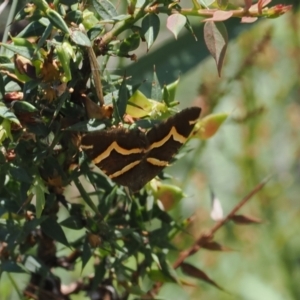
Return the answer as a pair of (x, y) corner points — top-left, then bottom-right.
(149, 176), (271, 296)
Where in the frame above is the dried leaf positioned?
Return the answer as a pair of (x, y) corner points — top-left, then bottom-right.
(83, 95), (113, 119)
(231, 214), (264, 225)
(204, 21), (228, 76)
(181, 262), (225, 291)
(202, 241), (233, 252)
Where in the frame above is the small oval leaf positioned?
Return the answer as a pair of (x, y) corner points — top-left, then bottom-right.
(166, 14), (186, 39)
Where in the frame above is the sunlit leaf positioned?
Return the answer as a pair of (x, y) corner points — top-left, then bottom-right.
(191, 0), (202, 9)
(0, 44), (36, 60)
(126, 90), (167, 118)
(210, 193), (223, 221)
(0, 119), (12, 143)
(71, 30), (92, 47)
(151, 66), (162, 102)
(163, 78), (180, 106)
(0, 104), (20, 124)
(166, 14), (187, 39)
(193, 112), (228, 140)
(92, 0), (118, 20)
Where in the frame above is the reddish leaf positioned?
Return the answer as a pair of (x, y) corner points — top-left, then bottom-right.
(181, 262), (225, 291)
(241, 16), (258, 23)
(244, 0), (252, 10)
(166, 14), (187, 39)
(253, 0), (272, 14)
(204, 10), (233, 22)
(204, 21), (228, 76)
(201, 241), (233, 252)
(231, 214), (264, 225)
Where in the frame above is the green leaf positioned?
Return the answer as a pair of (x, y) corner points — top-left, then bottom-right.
(92, 0), (118, 20)
(0, 73), (4, 100)
(204, 21), (228, 76)
(41, 217), (69, 247)
(32, 185), (45, 218)
(166, 14), (187, 39)
(73, 177), (99, 214)
(184, 17), (197, 40)
(23, 255), (42, 273)
(117, 77), (129, 118)
(91, 259), (106, 289)
(0, 119), (12, 143)
(163, 78), (180, 106)
(9, 165), (32, 183)
(151, 67), (162, 101)
(199, 0), (215, 8)
(36, 23), (53, 52)
(82, 236), (92, 271)
(87, 24), (104, 41)
(21, 217), (48, 237)
(160, 259), (179, 283)
(12, 101), (37, 113)
(0, 103), (20, 124)
(17, 21), (47, 38)
(70, 30), (92, 47)
(65, 120), (107, 132)
(60, 216), (85, 230)
(0, 261), (25, 274)
(29, 176), (49, 218)
(141, 14), (160, 50)
(192, 0), (202, 9)
(148, 269), (176, 283)
(0, 44), (36, 60)
(45, 8), (70, 34)
(65, 10), (83, 24)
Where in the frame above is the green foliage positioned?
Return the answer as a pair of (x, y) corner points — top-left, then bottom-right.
(0, 0), (292, 299)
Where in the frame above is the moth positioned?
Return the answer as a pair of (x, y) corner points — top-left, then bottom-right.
(81, 107), (201, 192)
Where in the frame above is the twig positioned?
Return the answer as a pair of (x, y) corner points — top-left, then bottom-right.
(149, 176), (271, 296)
